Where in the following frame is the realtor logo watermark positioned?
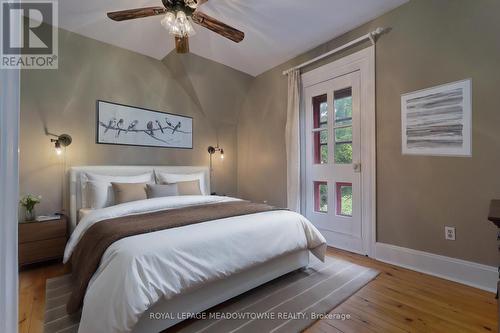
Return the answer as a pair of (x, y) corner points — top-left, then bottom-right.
(1, 0), (58, 69)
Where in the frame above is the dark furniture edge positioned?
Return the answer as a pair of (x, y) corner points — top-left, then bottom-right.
(488, 200), (500, 228)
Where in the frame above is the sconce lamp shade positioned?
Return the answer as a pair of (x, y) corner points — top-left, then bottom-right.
(208, 145), (224, 158)
(51, 134), (72, 155)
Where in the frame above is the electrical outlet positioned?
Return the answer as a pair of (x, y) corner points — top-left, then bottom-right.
(445, 226), (456, 241)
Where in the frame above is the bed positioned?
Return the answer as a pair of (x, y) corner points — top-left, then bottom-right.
(67, 166), (326, 333)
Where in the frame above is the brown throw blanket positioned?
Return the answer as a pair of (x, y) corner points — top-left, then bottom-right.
(67, 201), (281, 314)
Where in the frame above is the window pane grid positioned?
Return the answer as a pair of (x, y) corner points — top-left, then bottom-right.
(313, 94), (328, 164)
(333, 88), (353, 164)
(314, 181), (328, 213)
(333, 124), (352, 130)
(336, 182), (352, 217)
(313, 95), (328, 130)
(335, 117), (352, 126)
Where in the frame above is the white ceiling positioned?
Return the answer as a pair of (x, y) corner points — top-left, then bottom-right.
(58, 0), (408, 76)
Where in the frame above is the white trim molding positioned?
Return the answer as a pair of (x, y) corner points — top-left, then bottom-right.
(301, 47), (376, 258)
(374, 242), (498, 293)
(0, 0), (21, 325)
(0, 66), (20, 332)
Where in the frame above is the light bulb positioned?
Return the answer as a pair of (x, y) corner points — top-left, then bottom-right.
(162, 10), (196, 37)
(170, 10), (195, 37)
(169, 23), (181, 36)
(176, 11), (187, 21)
(184, 19), (195, 36)
(54, 140), (62, 155)
(161, 12), (176, 29)
(220, 149), (224, 159)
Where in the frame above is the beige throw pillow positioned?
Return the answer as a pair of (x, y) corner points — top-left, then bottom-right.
(175, 180), (202, 195)
(111, 182), (148, 204)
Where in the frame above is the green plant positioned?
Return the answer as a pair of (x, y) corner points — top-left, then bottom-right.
(19, 194), (41, 214)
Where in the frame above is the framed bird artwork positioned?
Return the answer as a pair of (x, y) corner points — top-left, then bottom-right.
(96, 100), (193, 149)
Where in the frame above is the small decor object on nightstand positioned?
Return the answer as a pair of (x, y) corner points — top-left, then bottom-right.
(19, 194), (41, 222)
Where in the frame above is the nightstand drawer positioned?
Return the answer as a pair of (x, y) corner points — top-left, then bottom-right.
(19, 219), (66, 243)
(19, 237), (66, 266)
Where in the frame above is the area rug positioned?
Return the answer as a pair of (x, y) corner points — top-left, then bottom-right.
(44, 256), (379, 333)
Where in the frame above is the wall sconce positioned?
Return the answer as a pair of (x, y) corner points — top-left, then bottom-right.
(208, 145), (224, 164)
(50, 134), (72, 155)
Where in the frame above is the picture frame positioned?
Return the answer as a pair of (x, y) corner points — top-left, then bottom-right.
(401, 79), (472, 157)
(96, 100), (193, 149)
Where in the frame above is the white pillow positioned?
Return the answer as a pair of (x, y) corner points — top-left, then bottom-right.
(155, 171), (207, 195)
(86, 181), (114, 209)
(82, 172), (154, 209)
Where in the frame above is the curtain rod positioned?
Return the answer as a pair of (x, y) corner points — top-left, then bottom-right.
(282, 27), (390, 76)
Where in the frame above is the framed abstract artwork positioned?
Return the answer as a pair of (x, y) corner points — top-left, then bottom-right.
(401, 79), (472, 156)
(96, 100), (193, 149)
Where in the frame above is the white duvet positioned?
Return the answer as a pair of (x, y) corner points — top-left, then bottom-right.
(65, 196), (326, 333)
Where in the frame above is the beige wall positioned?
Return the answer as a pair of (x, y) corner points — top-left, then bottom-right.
(20, 0), (500, 266)
(20, 27), (252, 217)
(237, 0), (500, 266)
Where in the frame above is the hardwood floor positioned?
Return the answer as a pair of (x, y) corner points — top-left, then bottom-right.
(19, 248), (498, 333)
(19, 262), (70, 333)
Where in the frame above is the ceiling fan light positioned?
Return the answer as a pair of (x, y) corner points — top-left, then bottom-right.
(161, 12), (176, 30)
(169, 22), (181, 35)
(184, 19), (196, 36)
(176, 10), (187, 21)
(170, 11), (195, 37)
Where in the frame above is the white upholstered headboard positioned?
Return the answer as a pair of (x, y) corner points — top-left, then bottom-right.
(69, 165), (210, 231)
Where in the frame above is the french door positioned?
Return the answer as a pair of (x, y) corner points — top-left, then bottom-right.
(304, 70), (365, 254)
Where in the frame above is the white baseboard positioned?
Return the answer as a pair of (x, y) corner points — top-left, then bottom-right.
(374, 242), (498, 293)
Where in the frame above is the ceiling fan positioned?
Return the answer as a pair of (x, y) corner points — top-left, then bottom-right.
(107, 0), (245, 54)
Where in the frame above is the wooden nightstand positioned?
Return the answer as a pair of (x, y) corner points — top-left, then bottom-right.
(18, 215), (68, 268)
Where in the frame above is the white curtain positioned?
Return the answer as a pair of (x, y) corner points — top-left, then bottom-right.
(285, 70), (301, 212)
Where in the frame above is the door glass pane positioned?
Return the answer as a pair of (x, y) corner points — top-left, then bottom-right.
(313, 94), (328, 164)
(334, 88), (353, 164)
(334, 143), (352, 164)
(320, 129), (328, 144)
(334, 126), (352, 164)
(313, 94), (327, 129)
(334, 88), (352, 126)
(336, 183), (352, 217)
(335, 127), (352, 142)
(320, 101), (328, 124)
(314, 131), (328, 164)
(314, 181), (328, 213)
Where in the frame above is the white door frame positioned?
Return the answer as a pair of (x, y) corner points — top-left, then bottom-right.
(301, 47), (376, 257)
(0, 58), (21, 333)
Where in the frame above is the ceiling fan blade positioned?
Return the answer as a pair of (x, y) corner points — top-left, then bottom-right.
(107, 7), (167, 21)
(192, 12), (244, 43)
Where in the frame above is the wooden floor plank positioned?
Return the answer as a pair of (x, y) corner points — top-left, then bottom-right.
(336, 303), (408, 333)
(372, 276), (497, 327)
(18, 248), (498, 333)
